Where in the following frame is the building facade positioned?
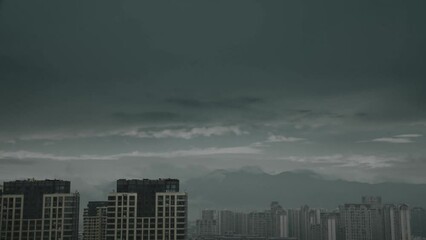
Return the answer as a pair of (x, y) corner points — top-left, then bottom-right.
(411, 207), (426, 238)
(104, 179), (187, 240)
(0, 179), (80, 240)
(340, 204), (373, 240)
(83, 201), (108, 240)
(196, 210), (219, 236)
(320, 212), (343, 240)
(383, 204), (412, 240)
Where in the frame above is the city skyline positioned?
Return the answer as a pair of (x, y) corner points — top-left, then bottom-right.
(1, 178), (425, 239)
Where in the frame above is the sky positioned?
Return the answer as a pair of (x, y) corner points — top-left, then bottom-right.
(0, 0), (426, 194)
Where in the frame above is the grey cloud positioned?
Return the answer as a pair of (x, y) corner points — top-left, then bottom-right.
(117, 126), (247, 139)
(361, 134), (423, 144)
(11, 125), (246, 142)
(1, 0), (424, 133)
(371, 138), (413, 144)
(166, 97), (263, 109)
(281, 155), (399, 169)
(410, 121), (426, 127)
(394, 134), (422, 138)
(0, 158), (34, 165)
(354, 112), (368, 118)
(0, 0), (425, 185)
(0, 146), (261, 161)
(112, 111), (182, 123)
(265, 134), (305, 143)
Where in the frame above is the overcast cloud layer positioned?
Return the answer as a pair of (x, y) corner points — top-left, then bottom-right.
(1, 0), (426, 197)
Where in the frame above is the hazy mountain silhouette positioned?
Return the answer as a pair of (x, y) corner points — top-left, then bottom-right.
(184, 168), (426, 218)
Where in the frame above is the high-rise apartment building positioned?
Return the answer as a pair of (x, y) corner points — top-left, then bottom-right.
(194, 205), (295, 239)
(0, 179), (80, 240)
(247, 211), (271, 237)
(397, 204), (412, 240)
(196, 210), (218, 236)
(361, 196), (384, 240)
(233, 212), (248, 236)
(270, 201), (289, 238)
(218, 210), (235, 235)
(299, 205), (310, 240)
(339, 197), (413, 240)
(320, 212), (342, 240)
(105, 178), (187, 240)
(116, 178), (179, 218)
(340, 203), (373, 240)
(308, 208), (321, 240)
(287, 209), (300, 239)
(83, 201), (108, 240)
(383, 204), (412, 240)
(411, 207), (426, 238)
(195, 210), (251, 238)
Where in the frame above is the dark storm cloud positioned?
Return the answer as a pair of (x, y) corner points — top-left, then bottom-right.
(0, 0), (426, 186)
(0, 158), (34, 165)
(0, 0), (425, 130)
(166, 97), (263, 109)
(112, 111), (182, 123)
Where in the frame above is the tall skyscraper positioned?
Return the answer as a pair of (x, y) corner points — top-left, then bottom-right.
(105, 178), (187, 240)
(83, 201), (108, 240)
(0, 179), (80, 240)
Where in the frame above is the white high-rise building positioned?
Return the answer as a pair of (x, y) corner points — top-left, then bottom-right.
(105, 179), (187, 240)
(321, 212), (340, 240)
(0, 180), (80, 240)
(270, 201), (289, 238)
(383, 204), (412, 240)
(398, 204), (411, 240)
(278, 212), (289, 238)
(42, 193), (80, 240)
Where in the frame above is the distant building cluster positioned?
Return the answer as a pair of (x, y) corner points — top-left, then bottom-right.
(194, 197), (426, 240)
